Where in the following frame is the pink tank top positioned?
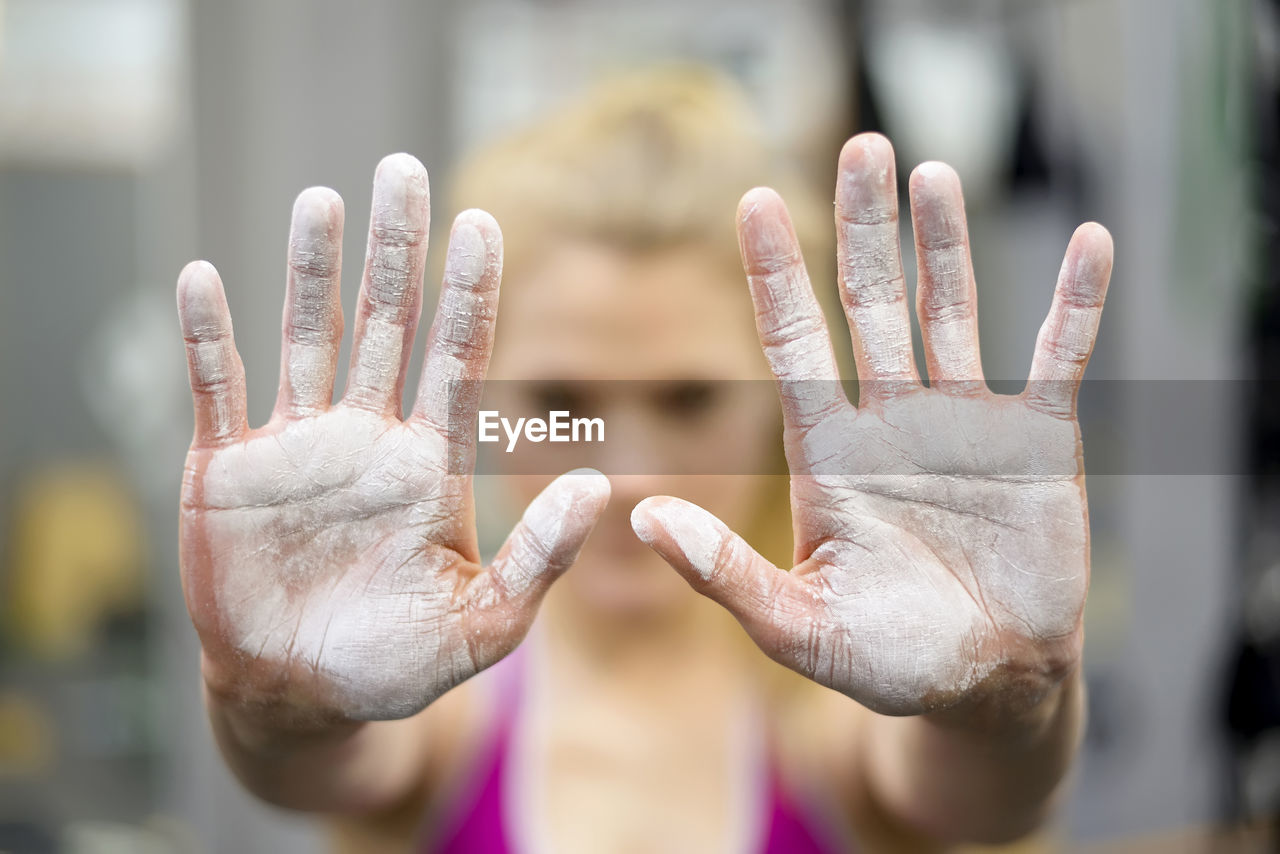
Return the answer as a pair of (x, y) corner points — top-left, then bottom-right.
(418, 644), (848, 853)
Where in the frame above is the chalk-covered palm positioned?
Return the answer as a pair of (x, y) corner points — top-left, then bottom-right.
(178, 155), (609, 722)
(632, 135), (1112, 716)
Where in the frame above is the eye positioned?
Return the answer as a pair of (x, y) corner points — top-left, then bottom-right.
(526, 381), (586, 414)
(651, 380), (719, 420)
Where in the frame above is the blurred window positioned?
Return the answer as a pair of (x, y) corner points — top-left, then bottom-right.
(0, 0), (184, 168)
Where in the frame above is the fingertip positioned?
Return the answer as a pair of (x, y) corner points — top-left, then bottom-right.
(293, 186), (345, 226)
(839, 132), (895, 174)
(1073, 221), (1115, 258)
(454, 207), (500, 238)
(177, 261), (227, 330)
(445, 223), (488, 286)
(177, 260), (245, 440)
(178, 258), (219, 290)
(911, 158), (962, 184)
(560, 467), (611, 508)
(629, 495), (669, 542)
(629, 495), (698, 535)
(376, 151), (428, 184)
(1061, 222), (1114, 302)
(443, 211), (501, 288)
(452, 206), (503, 263)
(836, 134), (898, 220)
(908, 163), (968, 248)
(373, 152), (430, 219)
(738, 187), (785, 225)
(528, 468), (611, 536)
(564, 465), (608, 480)
(511, 469), (612, 580)
(737, 190), (801, 274)
(911, 159), (957, 179)
(909, 160), (962, 199)
(630, 497), (723, 581)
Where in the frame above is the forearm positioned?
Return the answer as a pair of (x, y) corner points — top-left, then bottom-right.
(204, 681), (428, 815)
(863, 667), (1086, 845)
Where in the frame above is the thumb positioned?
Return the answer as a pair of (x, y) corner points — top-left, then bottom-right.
(630, 496), (798, 641)
(486, 468), (611, 606)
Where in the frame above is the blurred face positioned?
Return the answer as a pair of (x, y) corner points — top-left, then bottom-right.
(484, 239), (781, 619)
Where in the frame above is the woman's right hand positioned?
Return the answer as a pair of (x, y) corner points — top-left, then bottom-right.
(177, 154), (609, 725)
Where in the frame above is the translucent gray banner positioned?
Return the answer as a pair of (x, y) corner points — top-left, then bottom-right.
(440, 380), (1265, 476)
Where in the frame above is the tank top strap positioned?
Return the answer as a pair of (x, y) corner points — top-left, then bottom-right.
(418, 641), (530, 854)
(757, 720), (855, 854)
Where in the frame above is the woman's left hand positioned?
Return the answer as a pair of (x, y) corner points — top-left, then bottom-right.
(632, 133), (1112, 722)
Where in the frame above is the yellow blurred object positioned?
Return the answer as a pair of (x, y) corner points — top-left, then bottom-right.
(5, 462), (144, 659)
(0, 691), (55, 775)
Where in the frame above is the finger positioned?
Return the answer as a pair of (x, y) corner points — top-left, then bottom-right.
(485, 468), (611, 606)
(177, 261), (247, 447)
(276, 187), (344, 417)
(1026, 223), (1114, 418)
(411, 209), (502, 471)
(343, 153), (430, 415)
(835, 133), (920, 398)
(909, 162), (985, 392)
(631, 496), (801, 646)
(738, 188), (849, 432)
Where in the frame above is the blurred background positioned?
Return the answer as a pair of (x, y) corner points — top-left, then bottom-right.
(0, 0), (1275, 851)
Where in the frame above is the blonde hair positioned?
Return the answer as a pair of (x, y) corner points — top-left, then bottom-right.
(448, 64), (832, 293)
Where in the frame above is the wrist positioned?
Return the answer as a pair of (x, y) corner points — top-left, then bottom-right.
(200, 652), (363, 752)
(924, 661), (1083, 746)
(205, 682), (364, 756)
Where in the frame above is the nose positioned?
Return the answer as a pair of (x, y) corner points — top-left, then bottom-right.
(592, 399), (668, 480)
(607, 473), (674, 509)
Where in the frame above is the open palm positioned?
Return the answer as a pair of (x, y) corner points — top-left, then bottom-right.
(633, 134), (1111, 716)
(179, 155), (608, 722)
